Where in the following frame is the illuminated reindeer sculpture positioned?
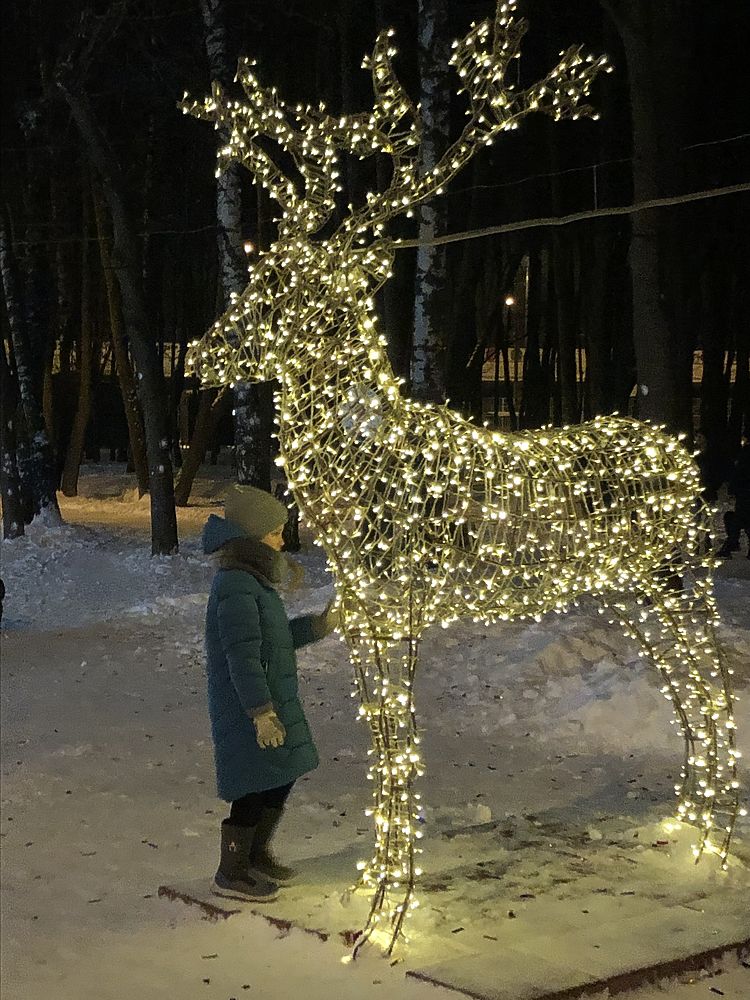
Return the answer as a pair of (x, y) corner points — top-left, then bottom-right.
(182, 2), (741, 953)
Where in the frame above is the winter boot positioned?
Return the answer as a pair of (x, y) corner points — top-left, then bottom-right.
(212, 821), (279, 902)
(249, 806), (297, 883)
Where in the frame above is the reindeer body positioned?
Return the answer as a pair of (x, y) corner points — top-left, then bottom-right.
(275, 307), (700, 630)
(183, 1), (741, 953)
(214, 240), (702, 630)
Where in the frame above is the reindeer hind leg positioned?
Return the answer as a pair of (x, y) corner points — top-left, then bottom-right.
(602, 552), (741, 866)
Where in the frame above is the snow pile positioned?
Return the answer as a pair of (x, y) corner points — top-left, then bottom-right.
(1, 517), (212, 631)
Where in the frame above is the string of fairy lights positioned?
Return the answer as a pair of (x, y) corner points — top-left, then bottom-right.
(180, 0), (743, 955)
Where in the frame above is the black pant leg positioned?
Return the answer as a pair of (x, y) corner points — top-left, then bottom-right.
(229, 791), (266, 827)
(262, 782), (295, 810)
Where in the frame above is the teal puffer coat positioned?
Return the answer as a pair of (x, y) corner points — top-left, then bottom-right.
(202, 515), (320, 800)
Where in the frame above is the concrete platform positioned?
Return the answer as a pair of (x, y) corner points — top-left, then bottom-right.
(159, 818), (750, 999)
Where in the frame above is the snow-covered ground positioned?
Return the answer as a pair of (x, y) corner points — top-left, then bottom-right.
(2, 463), (749, 1000)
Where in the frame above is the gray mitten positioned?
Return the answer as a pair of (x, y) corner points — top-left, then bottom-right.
(312, 598), (340, 639)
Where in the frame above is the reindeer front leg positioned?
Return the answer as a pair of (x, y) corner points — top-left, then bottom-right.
(346, 628), (423, 956)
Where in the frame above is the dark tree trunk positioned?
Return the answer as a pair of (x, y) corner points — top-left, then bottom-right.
(275, 481), (300, 553)
(699, 264), (730, 452)
(60, 184), (94, 496)
(169, 255), (188, 470)
(0, 337), (27, 538)
(92, 183), (150, 497)
(174, 387), (232, 506)
(48, 171), (78, 471)
(0, 207), (61, 521)
(337, 0), (357, 208)
(602, 0), (691, 433)
(552, 232), (579, 425)
(581, 229), (611, 417)
(59, 81), (178, 554)
(500, 344), (517, 430)
(520, 245), (546, 428)
(543, 104), (581, 427)
(521, 245), (555, 428)
(728, 348), (749, 445)
(727, 262), (750, 446)
(580, 9), (631, 422)
(42, 354), (56, 465)
(447, 160), (493, 422)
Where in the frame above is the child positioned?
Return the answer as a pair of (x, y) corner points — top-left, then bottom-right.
(202, 484), (336, 901)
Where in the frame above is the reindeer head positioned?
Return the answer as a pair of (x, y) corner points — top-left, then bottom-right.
(181, 1), (610, 387)
(185, 240), (394, 384)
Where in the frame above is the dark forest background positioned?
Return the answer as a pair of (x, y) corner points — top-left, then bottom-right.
(1, 0), (748, 552)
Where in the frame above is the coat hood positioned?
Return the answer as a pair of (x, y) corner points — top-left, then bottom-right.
(201, 513), (249, 555)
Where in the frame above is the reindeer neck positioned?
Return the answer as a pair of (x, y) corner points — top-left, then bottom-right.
(275, 300), (405, 512)
(278, 304), (403, 433)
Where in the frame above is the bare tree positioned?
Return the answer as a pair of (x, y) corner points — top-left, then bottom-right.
(199, 0), (269, 490)
(92, 182), (149, 496)
(173, 386), (232, 505)
(0, 336), (28, 538)
(0, 207), (61, 522)
(58, 81), (178, 554)
(60, 179), (94, 496)
(600, 0), (693, 432)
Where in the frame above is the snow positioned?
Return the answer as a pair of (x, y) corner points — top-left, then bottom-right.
(1, 462), (749, 1000)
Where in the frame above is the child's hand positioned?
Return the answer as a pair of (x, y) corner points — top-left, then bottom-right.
(313, 598), (341, 638)
(253, 709), (286, 749)
(324, 598), (342, 631)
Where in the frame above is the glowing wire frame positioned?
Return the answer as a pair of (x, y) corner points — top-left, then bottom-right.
(180, 0), (742, 954)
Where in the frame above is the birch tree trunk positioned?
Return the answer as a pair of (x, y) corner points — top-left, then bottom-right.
(0, 207), (61, 521)
(410, 0), (450, 403)
(199, 0), (269, 490)
(58, 81), (178, 554)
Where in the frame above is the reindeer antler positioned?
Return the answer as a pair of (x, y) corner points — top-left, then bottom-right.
(361, 30), (421, 163)
(180, 34), (420, 237)
(343, 0), (611, 238)
(181, 68), (338, 234)
(181, 1), (608, 244)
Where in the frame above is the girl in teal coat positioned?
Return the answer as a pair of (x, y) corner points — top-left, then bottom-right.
(202, 484), (335, 902)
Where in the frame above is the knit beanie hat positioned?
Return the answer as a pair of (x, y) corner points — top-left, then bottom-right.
(224, 484), (288, 540)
